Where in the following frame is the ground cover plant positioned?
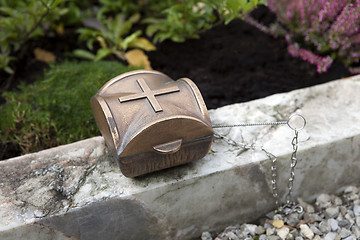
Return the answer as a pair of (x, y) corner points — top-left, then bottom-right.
(0, 61), (136, 159)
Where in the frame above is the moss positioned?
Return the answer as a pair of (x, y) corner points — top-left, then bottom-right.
(0, 60), (137, 154)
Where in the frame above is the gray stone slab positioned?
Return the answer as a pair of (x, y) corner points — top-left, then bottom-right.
(1, 75), (360, 239)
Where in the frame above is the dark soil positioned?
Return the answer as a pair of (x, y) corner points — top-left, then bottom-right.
(0, 6), (353, 159)
(148, 6), (352, 109)
(0, 29), (80, 105)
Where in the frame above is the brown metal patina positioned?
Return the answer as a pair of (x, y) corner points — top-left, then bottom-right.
(91, 70), (213, 177)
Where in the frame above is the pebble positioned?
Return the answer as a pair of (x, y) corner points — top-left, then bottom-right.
(309, 224), (322, 235)
(356, 216), (360, 226)
(259, 235), (267, 240)
(286, 233), (294, 240)
(328, 218), (339, 232)
(245, 224), (257, 236)
(304, 213), (322, 223)
(313, 235), (321, 240)
(268, 236), (281, 240)
(277, 227), (290, 240)
(340, 206), (347, 216)
(354, 205), (360, 216)
(255, 225), (265, 235)
(345, 213), (355, 225)
(333, 196), (343, 206)
(348, 193), (359, 201)
(317, 193), (332, 208)
(274, 214), (284, 220)
(225, 231), (239, 240)
(267, 227), (276, 236)
(325, 207), (339, 218)
(352, 225), (360, 238)
(323, 232), (338, 240)
(300, 224), (314, 239)
(344, 186), (358, 194)
(338, 219), (350, 228)
(340, 227), (352, 238)
(343, 235), (356, 240)
(291, 229), (300, 238)
(201, 231), (212, 240)
(319, 221), (331, 233)
(205, 185), (360, 240)
(311, 214), (323, 222)
(286, 218), (300, 227)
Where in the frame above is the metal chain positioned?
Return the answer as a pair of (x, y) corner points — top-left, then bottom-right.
(276, 129), (304, 216)
(212, 113), (306, 215)
(286, 130), (299, 204)
(213, 121), (288, 128)
(261, 147), (280, 208)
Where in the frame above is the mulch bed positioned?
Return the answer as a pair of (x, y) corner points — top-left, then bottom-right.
(147, 6), (352, 110)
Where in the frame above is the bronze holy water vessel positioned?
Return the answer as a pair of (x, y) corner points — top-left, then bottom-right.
(91, 70), (213, 177)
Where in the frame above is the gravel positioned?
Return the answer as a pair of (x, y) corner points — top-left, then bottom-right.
(201, 185), (360, 240)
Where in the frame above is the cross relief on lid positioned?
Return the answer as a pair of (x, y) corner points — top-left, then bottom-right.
(118, 78), (180, 113)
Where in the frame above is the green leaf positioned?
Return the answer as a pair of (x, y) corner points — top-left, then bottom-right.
(73, 49), (96, 60)
(4, 66), (14, 74)
(0, 7), (17, 17)
(226, 0), (241, 12)
(225, 16), (235, 25)
(120, 30), (142, 50)
(113, 15), (133, 39)
(128, 13), (141, 24)
(94, 48), (112, 61)
(86, 38), (95, 51)
(145, 24), (159, 37)
(51, 0), (67, 8)
(128, 37), (156, 51)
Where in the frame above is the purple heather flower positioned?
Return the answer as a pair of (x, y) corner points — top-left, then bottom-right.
(288, 44), (333, 73)
(266, 0), (360, 73)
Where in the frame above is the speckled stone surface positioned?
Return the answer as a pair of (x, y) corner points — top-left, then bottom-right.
(1, 75), (360, 240)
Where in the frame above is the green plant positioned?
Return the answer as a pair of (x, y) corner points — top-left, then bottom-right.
(96, 0), (142, 19)
(143, 0), (266, 43)
(213, 0), (267, 24)
(73, 12), (156, 61)
(0, 60), (137, 155)
(0, 0), (70, 74)
(143, 1), (216, 42)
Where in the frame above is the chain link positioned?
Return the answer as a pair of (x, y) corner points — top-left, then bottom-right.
(277, 129), (304, 215)
(286, 130), (299, 204)
(261, 147), (280, 208)
(213, 121), (288, 128)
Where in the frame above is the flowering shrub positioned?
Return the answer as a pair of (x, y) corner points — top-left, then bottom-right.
(266, 0), (360, 73)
